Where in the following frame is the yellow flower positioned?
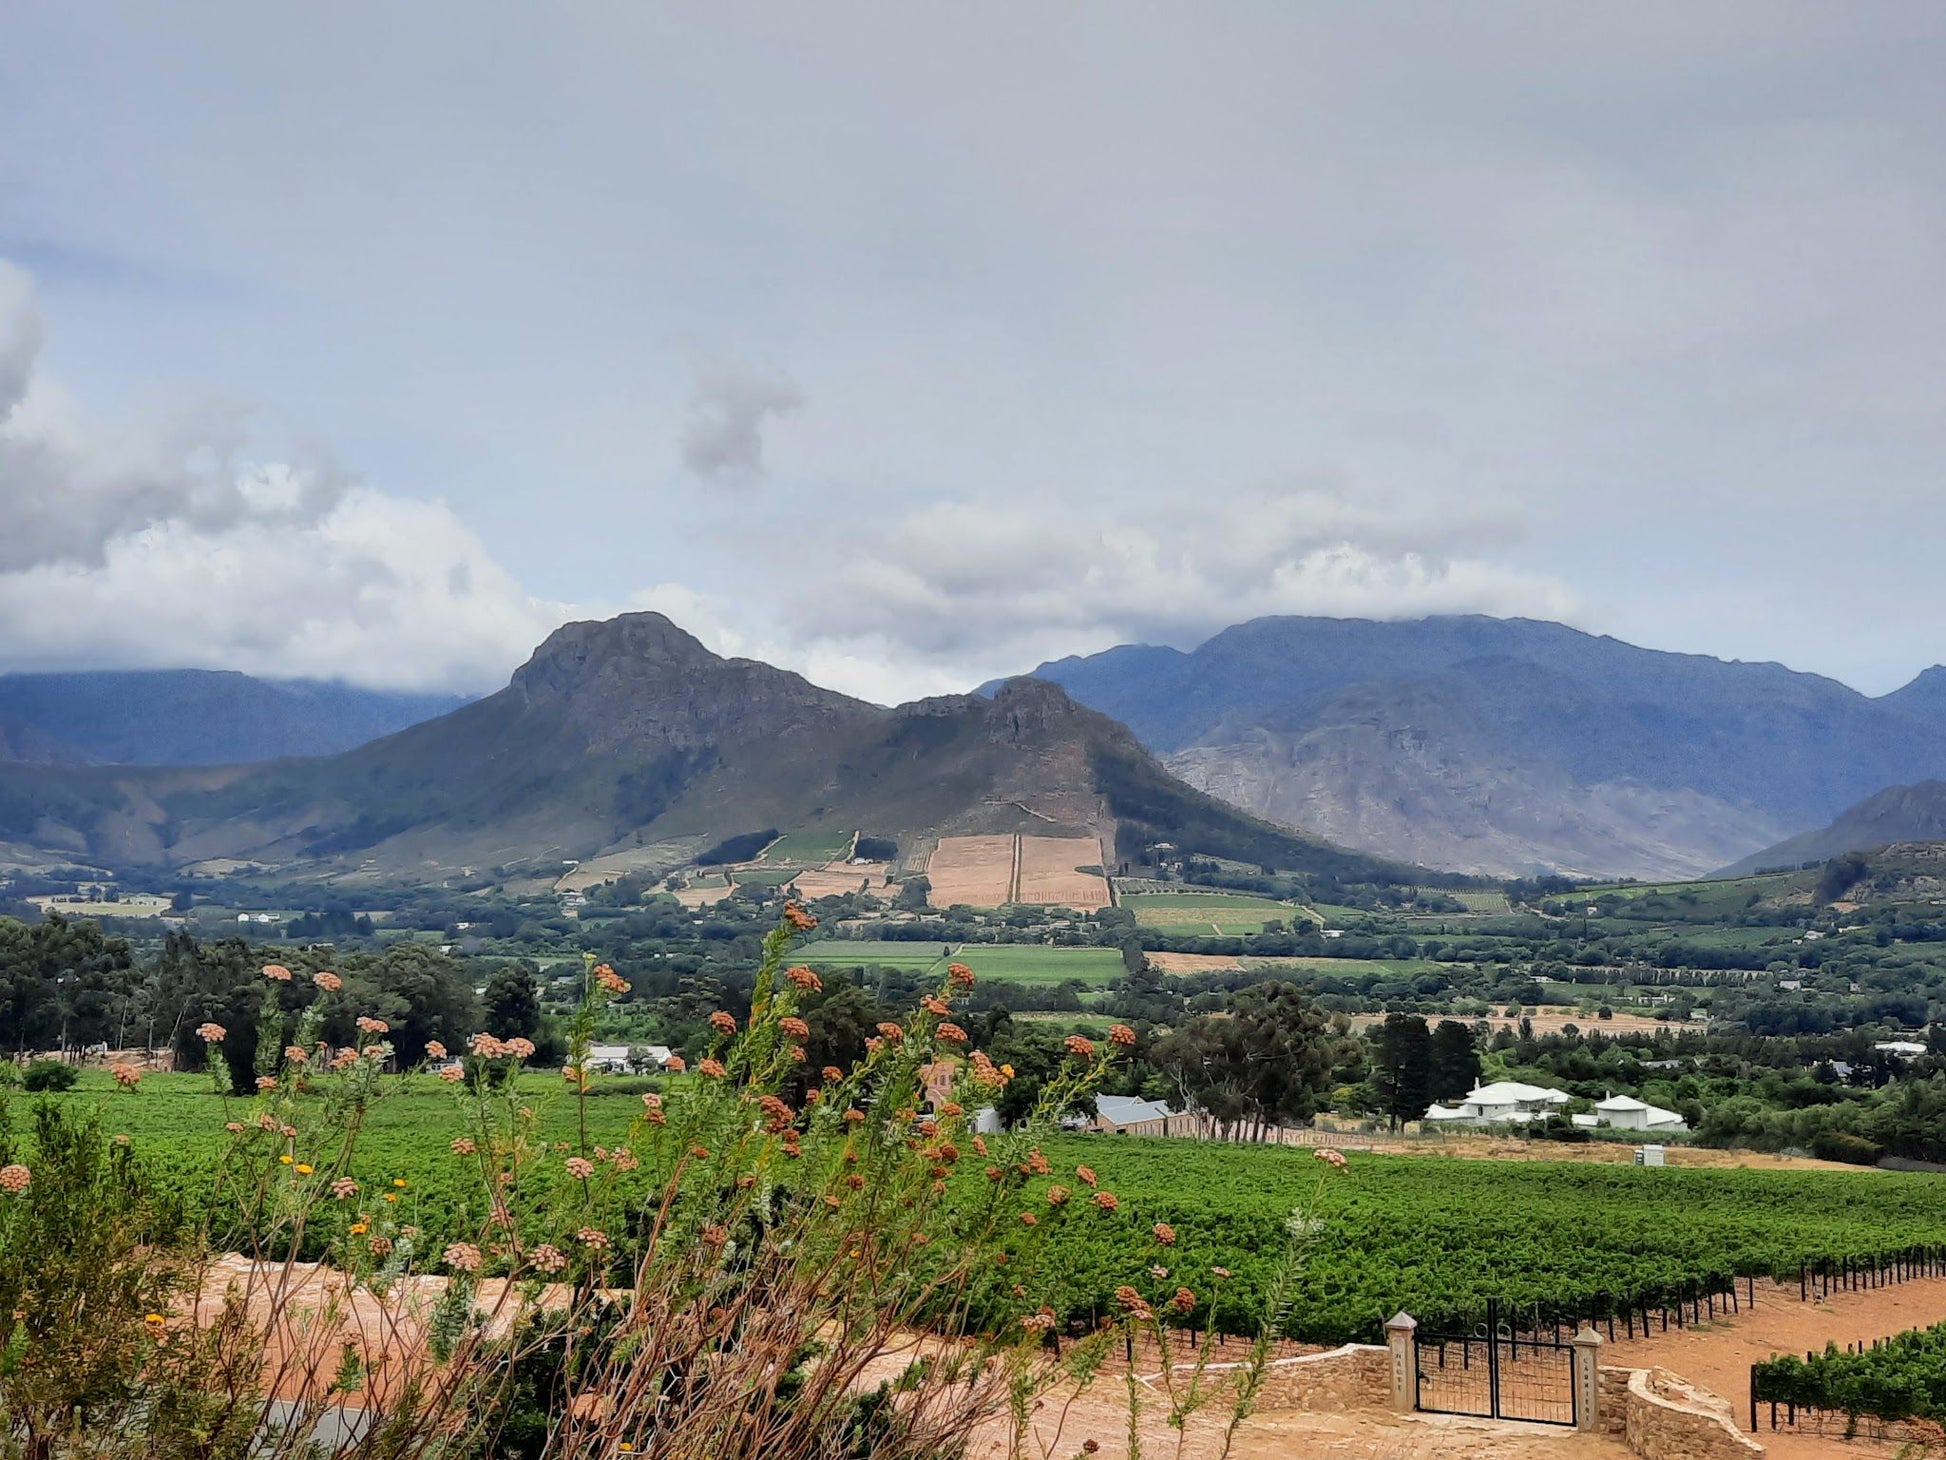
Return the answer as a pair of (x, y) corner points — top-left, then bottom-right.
(393, 1178), (407, 1188)
(1000, 1063), (1015, 1078)
(295, 1164), (314, 1175)
(383, 1193), (398, 1203)
(349, 1222), (369, 1235)
(144, 1313), (165, 1327)
(279, 1154), (294, 1165)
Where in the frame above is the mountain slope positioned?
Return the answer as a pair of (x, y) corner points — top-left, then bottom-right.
(1721, 782), (1946, 876)
(0, 614), (1408, 887)
(1009, 616), (1946, 880)
(0, 670), (467, 765)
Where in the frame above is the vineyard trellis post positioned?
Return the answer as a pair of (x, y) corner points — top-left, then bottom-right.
(1385, 1312), (1416, 1413)
(1571, 1325), (1603, 1432)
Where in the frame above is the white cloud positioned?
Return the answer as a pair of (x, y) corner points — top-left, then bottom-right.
(679, 353), (803, 486)
(782, 489), (1577, 686)
(0, 263), (563, 691)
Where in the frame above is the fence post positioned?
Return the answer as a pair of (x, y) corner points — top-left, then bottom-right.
(1385, 1312), (1417, 1413)
(1572, 1325), (1604, 1432)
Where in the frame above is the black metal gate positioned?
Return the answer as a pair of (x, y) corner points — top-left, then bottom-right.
(1414, 1298), (1577, 1426)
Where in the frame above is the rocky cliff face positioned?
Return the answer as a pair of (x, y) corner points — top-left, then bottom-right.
(1011, 615), (1946, 880)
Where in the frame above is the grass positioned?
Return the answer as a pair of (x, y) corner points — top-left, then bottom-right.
(729, 867), (807, 889)
(795, 939), (1124, 986)
(1122, 891), (1303, 936)
(760, 829), (854, 863)
(21, 1070), (648, 1234)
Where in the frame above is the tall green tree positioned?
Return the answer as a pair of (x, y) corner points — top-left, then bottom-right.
(1373, 1013), (1435, 1130)
(482, 965), (542, 1040)
(1152, 981), (1338, 1138)
(1428, 1019), (1482, 1103)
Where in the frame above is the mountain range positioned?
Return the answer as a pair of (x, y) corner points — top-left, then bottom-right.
(1006, 616), (1946, 880)
(0, 615), (1398, 888)
(1721, 781), (1946, 877)
(0, 671), (467, 766)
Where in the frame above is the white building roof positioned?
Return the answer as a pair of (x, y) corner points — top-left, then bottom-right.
(1424, 1103), (1472, 1121)
(1876, 1041), (1928, 1057)
(1596, 1095), (1650, 1111)
(1466, 1081), (1569, 1105)
(1095, 1095), (1178, 1126)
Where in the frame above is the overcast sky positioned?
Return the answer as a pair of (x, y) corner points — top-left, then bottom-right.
(2, 3), (1944, 701)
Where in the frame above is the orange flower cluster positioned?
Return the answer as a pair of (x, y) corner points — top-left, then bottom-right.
(1063, 1034), (1095, 1061)
(780, 1016), (810, 1040)
(1170, 1286), (1197, 1314)
(1114, 1286), (1153, 1320)
(1152, 1222), (1176, 1246)
(314, 971), (343, 992)
(593, 963), (630, 996)
(785, 965), (823, 992)
(1075, 1164), (1097, 1187)
(195, 1022), (226, 1042)
(0, 1164), (30, 1194)
(936, 1022), (968, 1044)
(709, 1010), (737, 1034)
(261, 964), (292, 982)
(698, 1058), (727, 1079)
(783, 903), (818, 932)
(947, 962), (976, 988)
(921, 995), (951, 1016)
(1108, 1023), (1137, 1047)
(443, 1243), (482, 1273)
(874, 1022), (904, 1044)
(1093, 1191), (1119, 1211)
(530, 1243), (567, 1273)
(111, 1062), (141, 1087)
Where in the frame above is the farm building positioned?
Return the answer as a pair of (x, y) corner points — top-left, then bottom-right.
(1084, 1094), (1187, 1136)
(1592, 1093), (1687, 1132)
(1423, 1081), (1570, 1126)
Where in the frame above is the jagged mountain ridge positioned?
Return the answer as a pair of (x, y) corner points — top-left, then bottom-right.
(1006, 616), (1946, 880)
(0, 614), (1405, 886)
(0, 670), (467, 766)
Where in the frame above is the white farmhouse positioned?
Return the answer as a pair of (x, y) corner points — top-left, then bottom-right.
(1593, 1094), (1688, 1133)
(1423, 1081), (1571, 1126)
(585, 1043), (636, 1073)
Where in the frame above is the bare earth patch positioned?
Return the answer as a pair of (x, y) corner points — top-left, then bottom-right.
(927, 834), (1019, 907)
(1603, 1273), (1946, 1459)
(1015, 834), (1111, 909)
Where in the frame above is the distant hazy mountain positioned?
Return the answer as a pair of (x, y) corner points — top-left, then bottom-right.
(1720, 782), (1946, 877)
(1005, 616), (1946, 880)
(0, 670), (468, 766)
(0, 614), (1404, 886)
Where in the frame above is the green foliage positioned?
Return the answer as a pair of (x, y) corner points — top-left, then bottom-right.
(696, 828), (779, 866)
(1755, 1320), (1946, 1424)
(22, 1059), (78, 1093)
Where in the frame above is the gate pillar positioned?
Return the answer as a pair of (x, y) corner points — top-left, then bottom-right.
(1570, 1325), (1604, 1431)
(1385, 1311), (1417, 1413)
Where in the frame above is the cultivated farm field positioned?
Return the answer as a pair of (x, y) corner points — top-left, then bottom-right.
(795, 939), (1123, 985)
(1122, 890), (1303, 935)
(1014, 835), (1111, 909)
(926, 834), (1017, 907)
(39, 1072), (1946, 1349)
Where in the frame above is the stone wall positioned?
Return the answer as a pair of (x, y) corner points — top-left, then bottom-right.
(1242, 1344), (1392, 1411)
(1610, 1366), (1765, 1460)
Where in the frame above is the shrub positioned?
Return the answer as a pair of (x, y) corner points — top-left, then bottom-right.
(22, 1059), (78, 1092)
(1810, 1129), (1883, 1166)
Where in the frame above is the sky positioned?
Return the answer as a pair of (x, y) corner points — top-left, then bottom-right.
(2, 3), (1944, 702)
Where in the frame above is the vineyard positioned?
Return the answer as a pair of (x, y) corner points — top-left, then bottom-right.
(1754, 1320), (1946, 1427)
(45, 1076), (1946, 1347)
(1023, 1137), (1946, 1343)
